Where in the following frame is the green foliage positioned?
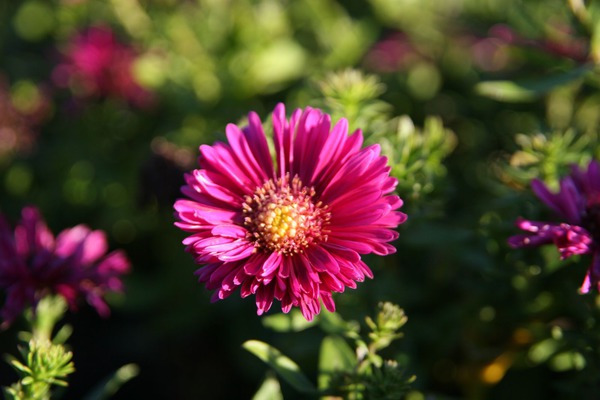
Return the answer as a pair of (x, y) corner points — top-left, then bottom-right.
(325, 303), (413, 400)
(246, 303), (413, 399)
(2, 295), (137, 400)
(312, 69), (391, 132)
(4, 339), (74, 400)
(310, 69), (456, 205)
(242, 340), (317, 395)
(500, 129), (598, 188)
(365, 302), (408, 354)
(252, 372), (284, 400)
(370, 116), (457, 203)
(261, 309), (318, 333)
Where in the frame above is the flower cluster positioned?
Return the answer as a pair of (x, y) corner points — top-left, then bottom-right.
(509, 160), (600, 293)
(52, 26), (153, 108)
(174, 104), (406, 321)
(0, 206), (130, 327)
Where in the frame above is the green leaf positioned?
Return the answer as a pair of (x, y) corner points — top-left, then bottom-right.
(475, 65), (593, 102)
(318, 310), (360, 338)
(318, 335), (357, 390)
(252, 372), (284, 400)
(82, 364), (139, 400)
(262, 310), (317, 332)
(242, 340), (316, 394)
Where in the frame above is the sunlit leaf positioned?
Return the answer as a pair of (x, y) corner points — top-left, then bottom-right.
(262, 309), (317, 332)
(242, 340), (316, 394)
(475, 65), (593, 102)
(252, 372), (284, 400)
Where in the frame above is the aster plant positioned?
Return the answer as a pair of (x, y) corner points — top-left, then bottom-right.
(243, 302), (414, 399)
(174, 103), (406, 321)
(508, 160), (600, 293)
(0, 206), (134, 398)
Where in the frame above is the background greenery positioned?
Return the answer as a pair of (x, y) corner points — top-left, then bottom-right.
(1, 0), (600, 398)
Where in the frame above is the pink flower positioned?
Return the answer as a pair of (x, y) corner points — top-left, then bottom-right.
(509, 160), (600, 293)
(363, 32), (421, 73)
(52, 26), (153, 108)
(0, 206), (130, 327)
(174, 104), (406, 321)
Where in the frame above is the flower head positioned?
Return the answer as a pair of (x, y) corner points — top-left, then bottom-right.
(0, 206), (130, 327)
(174, 103), (406, 321)
(509, 160), (600, 293)
(52, 26), (153, 108)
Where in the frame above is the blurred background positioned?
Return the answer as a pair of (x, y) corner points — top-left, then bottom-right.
(1, 0), (600, 398)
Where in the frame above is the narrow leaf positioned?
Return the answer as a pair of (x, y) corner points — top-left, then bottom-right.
(82, 363), (139, 400)
(475, 65), (593, 102)
(243, 340), (316, 394)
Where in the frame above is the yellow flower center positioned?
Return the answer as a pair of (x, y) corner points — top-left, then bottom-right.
(243, 175), (330, 255)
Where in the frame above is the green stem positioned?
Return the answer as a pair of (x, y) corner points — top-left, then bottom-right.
(30, 296), (67, 342)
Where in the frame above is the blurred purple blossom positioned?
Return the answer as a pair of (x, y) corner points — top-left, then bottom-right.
(0, 206), (130, 327)
(509, 160), (600, 293)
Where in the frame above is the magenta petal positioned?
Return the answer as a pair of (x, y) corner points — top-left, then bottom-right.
(321, 291), (336, 313)
(211, 224), (247, 238)
(255, 284), (275, 315)
(260, 251), (282, 278)
(323, 243), (361, 263)
(306, 245), (339, 274)
(226, 123), (269, 185)
(580, 252), (600, 293)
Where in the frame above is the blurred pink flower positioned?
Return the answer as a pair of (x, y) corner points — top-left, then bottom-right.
(174, 103), (406, 321)
(363, 32), (421, 72)
(0, 206), (130, 327)
(52, 26), (153, 108)
(509, 160), (600, 293)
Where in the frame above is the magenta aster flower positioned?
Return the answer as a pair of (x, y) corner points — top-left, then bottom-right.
(174, 103), (406, 321)
(0, 206), (130, 327)
(509, 160), (600, 293)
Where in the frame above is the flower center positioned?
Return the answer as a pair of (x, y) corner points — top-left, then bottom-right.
(243, 175), (330, 255)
